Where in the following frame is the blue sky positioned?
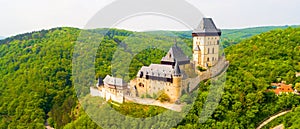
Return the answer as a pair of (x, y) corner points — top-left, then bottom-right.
(0, 0), (299, 37)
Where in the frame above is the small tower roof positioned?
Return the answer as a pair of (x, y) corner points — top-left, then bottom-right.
(174, 61), (181, 76)
(161, 43), (190, 65)
(192, 18), (221, 36)
(103, 75), (127, 87)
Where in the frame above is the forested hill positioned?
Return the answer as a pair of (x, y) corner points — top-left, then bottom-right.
(0, 27), (81, 128)
(219, 27), (300, 127)
(175, 27), (300, 128)
(221, 25), (299, 47)
(0, 27), (189, 128)
(0, 26), (300, 128)
(147, 25), (299, 48)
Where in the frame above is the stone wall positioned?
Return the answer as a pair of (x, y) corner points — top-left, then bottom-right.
(90, 87), (124, 103)
(185, 56), (229, 93)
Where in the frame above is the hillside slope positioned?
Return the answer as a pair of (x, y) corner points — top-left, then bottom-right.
(262, 106), (300, 128)
(0, 27), (189, 129)
(0, 27), (80, 128)
(175, 27), (300, 128)
(0, 27), (300, 128)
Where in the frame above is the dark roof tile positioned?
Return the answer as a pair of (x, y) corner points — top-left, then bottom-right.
(193, 18), (221, 36)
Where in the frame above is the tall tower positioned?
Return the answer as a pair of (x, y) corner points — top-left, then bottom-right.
(171, 62), (182, 102)
(192, 18), (222, 68)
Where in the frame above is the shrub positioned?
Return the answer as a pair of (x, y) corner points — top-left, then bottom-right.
(197, 66), (207, 72)
(157, 91), (170, 102)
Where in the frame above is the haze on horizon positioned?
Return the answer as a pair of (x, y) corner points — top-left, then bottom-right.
(0, 0), (299, 37)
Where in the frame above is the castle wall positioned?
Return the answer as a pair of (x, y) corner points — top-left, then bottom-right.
(134, 76), (182, 102)
(90, 84), (127, 103)
(135, 78), (168, 97)
(104, 91), (124, 103)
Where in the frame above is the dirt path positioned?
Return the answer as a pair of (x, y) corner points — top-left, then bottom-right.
(45, 118), (54, 129)
(125, 96), (184, 112)
(256, 110), (291, 129)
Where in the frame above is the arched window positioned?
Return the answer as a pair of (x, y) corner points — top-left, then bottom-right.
(207, 58), (209, 61)
(212, 48), (214, 54)
(208, 48), (210, 54)
(140, 72), (143, 78)
(139, 83), (144, 87)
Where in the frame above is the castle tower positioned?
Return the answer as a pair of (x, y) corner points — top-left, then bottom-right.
(192, 18), (222, 68)
(171, 62), (182, 102)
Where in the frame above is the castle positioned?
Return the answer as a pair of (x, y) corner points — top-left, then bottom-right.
(91, 18), (223, 104)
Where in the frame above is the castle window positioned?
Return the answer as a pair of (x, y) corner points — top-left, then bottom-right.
(207, 58), (210, 61)
(212, 48), (214, 53)
(208, 48), (210, 54)
(139, 83), (144, 87)
(212, 57), (214, 61)
(140, 72), (143, 78)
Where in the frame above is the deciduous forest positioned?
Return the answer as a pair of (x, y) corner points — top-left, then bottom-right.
(0, 26), (299, 128)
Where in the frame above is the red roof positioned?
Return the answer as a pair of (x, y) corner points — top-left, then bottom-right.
(273, 84), (293, 95)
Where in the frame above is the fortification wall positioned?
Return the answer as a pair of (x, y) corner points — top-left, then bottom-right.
(185, 57), (228, 92)
(90, 87), (124, 103)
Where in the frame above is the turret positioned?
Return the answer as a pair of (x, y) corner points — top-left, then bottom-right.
(171, 62), (182, 102)
(174, 61), (181, 76)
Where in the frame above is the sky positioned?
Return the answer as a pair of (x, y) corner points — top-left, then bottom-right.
(0, 0), (299, 37)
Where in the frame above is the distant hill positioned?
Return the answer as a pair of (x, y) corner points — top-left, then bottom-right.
(145, 25), (299, 48)
(0, 36), (5, 40)
(221, 25), (299, 47)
